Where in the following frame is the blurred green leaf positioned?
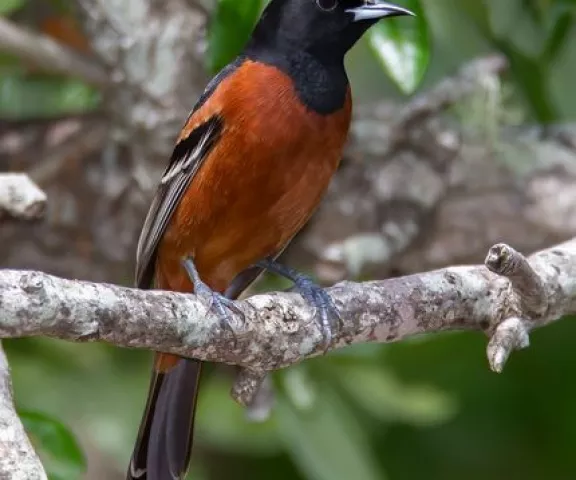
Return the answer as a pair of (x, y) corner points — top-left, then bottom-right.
(458, 0), (493, 38)
(275, 385), (386, 480)
(0, 75), (100, 119)
(521, 0), (547, 26)
(185, 462), (209, 480)
(495, 41), (558, 122)
(251, 271), (293, 294)
(459, 0), (566, 123)
(20, 410), (85, 480)
(280, 366), (318, 412)
(0, 0), (26, 15)
(196, 375), (281, 455)
(328, 343), (384, 361)
(541, 9), (573, 62)
(207, 0), (264, 73)
(367, 0), (430, 94)
(0, 53), (22, 75)
(46, 0), (75, 14)
(334, 363), (456, 427)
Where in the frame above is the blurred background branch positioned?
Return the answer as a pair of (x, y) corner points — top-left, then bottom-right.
(0, 15), (108, 87)
(0, 173), (46, 220)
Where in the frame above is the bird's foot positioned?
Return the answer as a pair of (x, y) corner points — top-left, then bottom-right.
(182, 257), (243, 333)
(256, 258), (340, 351)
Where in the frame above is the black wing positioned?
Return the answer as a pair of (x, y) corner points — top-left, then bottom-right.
(135, 116), (223, 288)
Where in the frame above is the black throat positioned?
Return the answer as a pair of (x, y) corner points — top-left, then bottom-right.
(244, 46), (350, 116)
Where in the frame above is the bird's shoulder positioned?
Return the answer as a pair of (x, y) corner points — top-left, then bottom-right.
(181, 49), (350, 143)
(245, 47), (350, 115)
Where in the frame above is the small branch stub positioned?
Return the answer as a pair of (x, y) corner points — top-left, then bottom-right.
(486, 316), (530, 373)
(484, 243), (548, 372)
(485, 243), (547, 316)
(0, 174), (47, 221)
(231, 368), (268, 407)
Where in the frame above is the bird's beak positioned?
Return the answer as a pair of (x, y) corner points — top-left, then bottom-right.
(347, 1), (415, 22)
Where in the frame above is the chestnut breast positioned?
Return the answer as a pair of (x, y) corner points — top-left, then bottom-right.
(157, 60), (352, 291)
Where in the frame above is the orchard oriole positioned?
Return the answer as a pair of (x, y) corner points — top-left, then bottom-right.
(127, 1), (414, 479)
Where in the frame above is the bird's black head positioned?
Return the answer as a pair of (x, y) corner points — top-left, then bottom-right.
(248, 0), (414, 61)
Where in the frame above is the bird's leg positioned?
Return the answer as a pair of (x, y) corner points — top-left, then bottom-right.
(256, 258), (340, 351)
(181, 256), (243, 333)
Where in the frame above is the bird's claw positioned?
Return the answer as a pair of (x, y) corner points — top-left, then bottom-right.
(256, 259), (340, 351)
(291, 273), (341, 351)
(181, 257), (244, 334)
(196, 283), (243, 333)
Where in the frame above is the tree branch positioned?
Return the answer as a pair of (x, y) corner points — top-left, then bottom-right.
(0, 346), (47, 480)
(0, 16), (109, 88)
(0, 174), (47, 221)
(1, 238), (575, 405)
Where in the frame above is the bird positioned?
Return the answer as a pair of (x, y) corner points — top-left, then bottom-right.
(127, 1), (414, 478)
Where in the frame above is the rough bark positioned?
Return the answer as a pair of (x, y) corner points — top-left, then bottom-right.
(0, 347), (48, 480)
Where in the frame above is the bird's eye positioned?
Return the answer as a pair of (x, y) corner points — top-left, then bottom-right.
(316, 0), (338, 12)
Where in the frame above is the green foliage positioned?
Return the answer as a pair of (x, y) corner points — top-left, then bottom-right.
(0, 0), (100, 119)
(193, 348), (456, 480)
(270, 358), (456, 480)
(206, 0), (264, 73)
(459, 0), (575, 122)
(332, 361), (455, 427)
(276, 382), (386, 480)
(0, 0), (26, 15)
(45, 0), (75, 14)
(0, 74), (100, 119)
(20, 410), (86, 480)
(197, 374), (282, 454)
(367, 0), (430, 94)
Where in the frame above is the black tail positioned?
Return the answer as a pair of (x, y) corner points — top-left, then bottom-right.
(127, 265), (264, 479)
(127, 357), (202, 480)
